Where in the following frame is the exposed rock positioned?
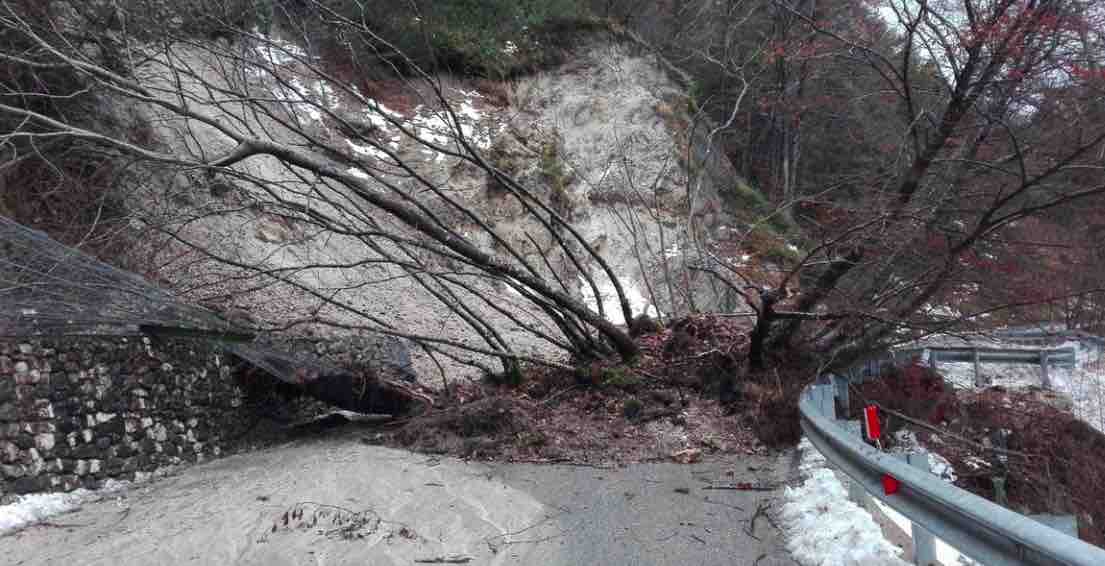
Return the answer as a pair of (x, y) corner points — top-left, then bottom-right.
(33, 433), (55, 453)
(670, 448), (702, 464)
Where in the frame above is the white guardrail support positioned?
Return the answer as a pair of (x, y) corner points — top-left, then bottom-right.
(800, 375), (1105, 566)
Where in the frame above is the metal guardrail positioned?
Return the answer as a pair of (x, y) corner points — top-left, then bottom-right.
(800, 378), (1105, 565)
(847, 346), (1076, 389)
(894, 347), (1076, 366)
(993, 327), (1105, 348)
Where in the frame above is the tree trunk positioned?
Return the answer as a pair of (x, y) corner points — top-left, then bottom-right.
(749, 291), (779, 371)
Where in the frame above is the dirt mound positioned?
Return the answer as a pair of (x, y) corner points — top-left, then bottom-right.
(852, 362), (956, 430)
(359, 315), (802, 464)
(942, 387), (1105, 546)
(857, 365), (1105, 547)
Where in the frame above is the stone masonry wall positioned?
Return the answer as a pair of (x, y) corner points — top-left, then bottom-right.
(0, 336), (258, 497)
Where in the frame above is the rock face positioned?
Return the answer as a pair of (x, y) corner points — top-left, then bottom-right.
(312, 334), (416, 383)
(122, 33), (749, 384)
(0, 337), (325, 498)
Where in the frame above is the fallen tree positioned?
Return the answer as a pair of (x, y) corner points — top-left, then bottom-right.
(1, 0), (1104, 395)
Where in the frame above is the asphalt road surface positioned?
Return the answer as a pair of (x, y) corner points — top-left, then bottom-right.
(1, 432), (798, 566)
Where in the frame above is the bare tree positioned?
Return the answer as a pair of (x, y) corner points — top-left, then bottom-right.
(746, 0), (1105, 368)
(0, 0), (642, 381)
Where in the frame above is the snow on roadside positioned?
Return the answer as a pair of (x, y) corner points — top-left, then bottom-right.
(879, 432), (977, 565)
(790, 431), (975, 565)
(781, 438), (910, 566)
(0, 480), (129, 535)
(870, 500), (978, 566)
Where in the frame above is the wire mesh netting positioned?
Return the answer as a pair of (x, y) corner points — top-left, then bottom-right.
(0, 215), (348, 385)
(0, 215), (236, 337)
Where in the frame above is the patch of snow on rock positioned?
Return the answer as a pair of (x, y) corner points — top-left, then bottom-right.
(346, 139), (388, 160)
(577, 275), (660, 326)
(251, 32), (309, 66)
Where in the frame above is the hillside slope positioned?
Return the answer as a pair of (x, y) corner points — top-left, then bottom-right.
(117, 30), (769, 383)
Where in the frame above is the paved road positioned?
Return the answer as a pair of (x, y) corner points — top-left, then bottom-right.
(1, 431), (797, 565)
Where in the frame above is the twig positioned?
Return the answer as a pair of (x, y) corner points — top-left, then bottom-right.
(38, 520), (89, 529)
(633, 408), (680, 424)
(874, 402), (1033, 459)
(541, 385), (578, 406)
(703, 497), (744, 511)
(702, 483), (778, 492)
(414, 557), (472, 564)
(745, 500), (771, 540)
(506, 458), (616, 469)
(655, 531), (679, 542)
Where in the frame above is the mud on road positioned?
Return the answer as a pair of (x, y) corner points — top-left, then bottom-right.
(2, 431), (796, 566)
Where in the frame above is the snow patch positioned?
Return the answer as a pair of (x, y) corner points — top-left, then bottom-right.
(871, 500), (978, 566)
(577, 275), (660, 326)
(921, 303), (961, 319)
(346, 139), (389, 161)
(0, 479), (129, 535)
(252, 32), (308, 66)
(781, 438), (910, 566)
(928, 451), (958, 483)
(791, 435), (972, 565)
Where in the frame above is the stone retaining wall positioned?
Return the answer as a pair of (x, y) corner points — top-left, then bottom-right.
(0, 337), (259, 497)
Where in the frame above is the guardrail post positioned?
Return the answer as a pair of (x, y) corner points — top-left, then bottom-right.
(906, 453), (938, 566)
(993, 476), (1008, 507)
(814, 385), (835, 419)
(841, 421), (869, 508)
(1041, 350), (1051, 390)
(928, 349), (939, 372)
(833, 374), (850, 415)
(973, 348), (985, 387)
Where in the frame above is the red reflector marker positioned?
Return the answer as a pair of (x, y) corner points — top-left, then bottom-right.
(863, 405), (881, 441)
(882, 474), (900, 495)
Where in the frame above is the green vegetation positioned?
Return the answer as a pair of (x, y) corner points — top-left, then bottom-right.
(686, 80), (703, 114)
(539, 138), (574, 216)
(484, 139), (521, 195)
(302, 0), (600, 79)
(621, 397), (643, 420)
(601, 366), (642, 391)
(723, 180), (796, 235)
(761, 241), (803, 265)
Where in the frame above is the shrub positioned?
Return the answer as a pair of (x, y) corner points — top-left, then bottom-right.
(487, 361), (525, 387)
(540, 138), (574, 217)
(622, 397), (643, 420)
(601, 367), (642, 391)
(761, 241), (803, 266)
(292, 0), (600, 80)
(484, 138), (523, 196)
